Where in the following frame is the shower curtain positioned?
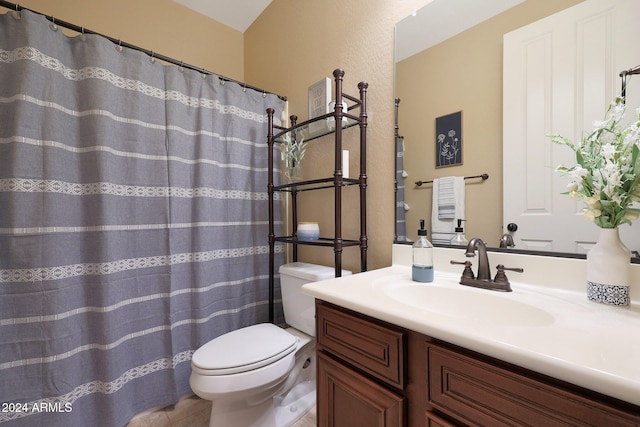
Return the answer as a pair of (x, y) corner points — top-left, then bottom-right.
(395, 135), (407, 241)
(0, 9), (285, 427)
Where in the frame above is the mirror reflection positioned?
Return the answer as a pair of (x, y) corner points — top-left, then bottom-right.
(394, 0), (640, 256)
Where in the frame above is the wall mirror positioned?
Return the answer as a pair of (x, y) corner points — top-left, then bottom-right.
(394, 0), (640, 259)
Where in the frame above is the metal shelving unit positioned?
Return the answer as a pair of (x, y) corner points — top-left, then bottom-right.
(266, 69), (368, 321)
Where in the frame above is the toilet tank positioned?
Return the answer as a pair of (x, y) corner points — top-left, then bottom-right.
(279, 262), (351, 337)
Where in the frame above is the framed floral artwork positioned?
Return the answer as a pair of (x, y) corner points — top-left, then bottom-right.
(435, 111), (462, 167)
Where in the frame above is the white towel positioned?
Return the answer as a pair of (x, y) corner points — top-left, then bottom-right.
(432, 177), (465, 244)
(437, 177), (456, 219)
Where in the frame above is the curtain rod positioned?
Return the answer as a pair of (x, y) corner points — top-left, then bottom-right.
(0, 0), (287, 102)
(415, 173), (489, 187)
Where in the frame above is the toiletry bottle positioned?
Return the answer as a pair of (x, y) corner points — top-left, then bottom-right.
(450, 219), (469, 246)
(412, 219), (434, 282)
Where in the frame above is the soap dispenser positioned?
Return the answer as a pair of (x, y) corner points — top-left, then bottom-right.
(450, 219), (469, 246)
(412, 219), (434, 282)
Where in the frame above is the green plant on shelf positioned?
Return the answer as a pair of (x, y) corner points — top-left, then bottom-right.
(280, 132), (307, 181)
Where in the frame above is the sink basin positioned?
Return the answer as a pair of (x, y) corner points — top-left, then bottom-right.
(373, 275), (555, 327)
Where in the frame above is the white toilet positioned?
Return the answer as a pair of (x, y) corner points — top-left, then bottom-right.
(189, 262), (351, 427)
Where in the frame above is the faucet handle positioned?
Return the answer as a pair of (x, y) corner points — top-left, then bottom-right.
(450, 260), (475, 279)
(493, 264), (523, 285)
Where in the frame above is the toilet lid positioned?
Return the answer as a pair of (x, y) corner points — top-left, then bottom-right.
(192, 323), (298, 375)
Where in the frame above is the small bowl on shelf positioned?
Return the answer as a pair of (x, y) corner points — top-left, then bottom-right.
(297, 222), (320, 241)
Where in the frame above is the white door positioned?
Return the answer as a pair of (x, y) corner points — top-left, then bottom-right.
(503, 0), (640, 254)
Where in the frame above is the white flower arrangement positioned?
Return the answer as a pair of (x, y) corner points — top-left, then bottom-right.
(552, 96), (640, 228)
(280, 132), (307, 180)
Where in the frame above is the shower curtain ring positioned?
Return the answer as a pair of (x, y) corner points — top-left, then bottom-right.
(80, 27), (87, 41)
(49, 17), (58, 31)
(179, 61), (184, 72)
(116, 39), (123, 52)
(11, 4), (20, 19)
(242, 84), (247, 93)
(149, 51), (155, 64)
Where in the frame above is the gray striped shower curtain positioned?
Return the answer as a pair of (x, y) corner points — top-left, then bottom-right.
(0, 9), (285, 426)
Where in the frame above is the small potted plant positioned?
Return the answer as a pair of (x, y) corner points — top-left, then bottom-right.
(280, 132), (307, 182)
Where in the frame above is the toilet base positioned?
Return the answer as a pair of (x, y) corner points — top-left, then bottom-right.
(196, 328), (317, 427)
(208, 381), (315, 427)
(274, 381), (315, 427)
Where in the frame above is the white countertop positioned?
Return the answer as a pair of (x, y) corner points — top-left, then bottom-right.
(302, 247), (640, 407)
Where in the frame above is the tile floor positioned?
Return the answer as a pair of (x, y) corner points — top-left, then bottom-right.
(126, 394), (316, 427)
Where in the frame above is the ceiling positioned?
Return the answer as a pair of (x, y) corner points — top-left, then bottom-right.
(171, 0), (525, 54)
(172, 0), (272, 32)
(395, 0), (525, 62)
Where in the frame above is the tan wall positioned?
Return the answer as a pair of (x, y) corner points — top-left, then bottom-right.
(3, 0), (244, 80)
(397, 0), (583, 245)
(245, 0), (429, 272)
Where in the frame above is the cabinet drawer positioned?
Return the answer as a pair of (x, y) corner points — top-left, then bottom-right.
(316, 301), (406, 389)
(427, 343), (640, 427)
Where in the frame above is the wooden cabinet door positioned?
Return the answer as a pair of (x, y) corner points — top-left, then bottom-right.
(317, 351), (405, 427)
(425, 411), (457, 427)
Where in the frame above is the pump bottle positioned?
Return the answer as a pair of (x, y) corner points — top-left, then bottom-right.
(450, 219), (469, 246)
(412, 219), (434, 282)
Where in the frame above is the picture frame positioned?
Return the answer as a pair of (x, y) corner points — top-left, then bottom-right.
(435, 111), (462, 167)
(308, 77), (331, 136)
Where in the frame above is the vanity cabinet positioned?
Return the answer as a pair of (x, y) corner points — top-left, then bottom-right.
(316, 301), (408, 427)
(315, 300), (640, 427)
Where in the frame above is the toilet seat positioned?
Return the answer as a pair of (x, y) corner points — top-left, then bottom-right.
(191, 323), (298, 376)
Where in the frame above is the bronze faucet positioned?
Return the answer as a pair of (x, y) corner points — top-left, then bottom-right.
(499, 233), (515, 248)
(449, 237), (523, 292)
(465, 237), (491, 280)
(500, 223), (517, 248)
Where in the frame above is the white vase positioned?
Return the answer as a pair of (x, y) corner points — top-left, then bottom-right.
(586, 227), (631, 306)
(297, 222), (319, 241)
